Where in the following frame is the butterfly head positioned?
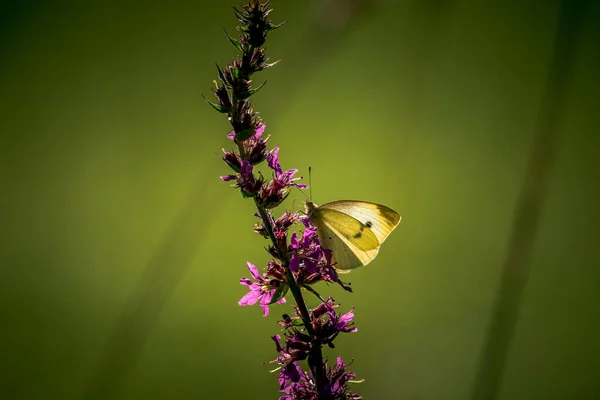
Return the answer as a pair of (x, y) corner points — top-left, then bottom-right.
(304, 200), (318, 217)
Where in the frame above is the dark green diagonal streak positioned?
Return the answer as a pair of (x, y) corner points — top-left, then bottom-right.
(470, 1), (590, 399)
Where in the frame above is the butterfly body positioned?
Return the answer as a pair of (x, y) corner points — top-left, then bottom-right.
(305, 200), (401, 272)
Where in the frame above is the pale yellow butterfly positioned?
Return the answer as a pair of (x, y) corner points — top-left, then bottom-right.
(305, 200), (401, 273)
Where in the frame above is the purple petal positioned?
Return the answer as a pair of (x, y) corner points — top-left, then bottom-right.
(281, 362), (303, 385)
(303, 258), (318, 274)
(338, 311), (358, 332)
(252, 123), (265, 139)
(302, 226), (317, 246)
(289, 254), (300, 272)
(267, 147), (282, 175)
(339, 310), (355, 325)
(289, 232), (299, 249)
(278, 169), (297, 184)
(240, 159), (253, 178)
(260, 289), (274, 307)
(246, 261), (261, 280)
(238, 289), (261, 306)
(220, 175), (237, 181)
(300, 216), (311, 227)
(239, 277), (254, 287)
(227, 130), (235, 140)
(271, 335), (283, 353)
(260, 303), (270, 316)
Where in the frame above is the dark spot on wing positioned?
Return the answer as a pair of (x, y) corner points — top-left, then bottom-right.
(353, 232), (362, 239)
(328, 236), (332, 240)
(365, 221), (373, 228)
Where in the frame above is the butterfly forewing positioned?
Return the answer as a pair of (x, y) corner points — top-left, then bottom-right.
(312, 213), (379, 271)
(317, 208), (379, 251)
(319, 201), (401, 244)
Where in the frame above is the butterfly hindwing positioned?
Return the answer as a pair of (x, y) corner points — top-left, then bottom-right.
(318, 200), (401, 244)
(311, 207), (380, 271)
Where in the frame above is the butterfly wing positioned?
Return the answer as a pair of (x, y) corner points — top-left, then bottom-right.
(311, 207), (380, 271)
(319, 200), (401, 244)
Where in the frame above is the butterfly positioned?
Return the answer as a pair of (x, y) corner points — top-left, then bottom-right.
(305, 200), (401, 272)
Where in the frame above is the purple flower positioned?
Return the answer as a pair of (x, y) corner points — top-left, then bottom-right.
(254, 211), (300, 242)
(222, 149), (242, 172)
(226, 124), (268, 165)
(258, 147), (307, 209)
(270, 333), (312, 389)
(273, 212), (300, 238)
(266, 147), (308, 190)
(266, 146), (283, 175)
(275, 332), (311, 364)
(221, 159), (263, 197)
(239, 262), (287, 316)
(227, 123), (265, 141)
(288, 225), (353, 292)
(310, 298), (357, 347)
(288, 226), (321, 273)
(277, 356), (361, 400)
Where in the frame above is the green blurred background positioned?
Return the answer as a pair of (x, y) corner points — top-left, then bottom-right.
(1, 0), (599, 399)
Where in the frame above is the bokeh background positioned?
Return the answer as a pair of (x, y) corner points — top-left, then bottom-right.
(1, 0), (599, 399)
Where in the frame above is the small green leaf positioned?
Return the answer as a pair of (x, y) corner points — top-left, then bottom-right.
(269, 284), (289, 304)
(231, 66), (240, 79)
(290, 319), (304, 327)
(223, 28), (243, 52)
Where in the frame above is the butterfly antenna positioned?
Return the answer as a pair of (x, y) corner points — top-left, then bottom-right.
(309, 166), (313, 201)
(295, 182), (309, 200)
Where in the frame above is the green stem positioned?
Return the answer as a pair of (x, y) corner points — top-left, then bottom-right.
(253, 199), (326, 393)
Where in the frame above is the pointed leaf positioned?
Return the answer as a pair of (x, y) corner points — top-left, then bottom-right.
(268, 21), (286, 31)
(202, 95), (231, 114)
(223, 27), (243, 52)
(265, 60), (281, 69)
(215, 63), (226, 83)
